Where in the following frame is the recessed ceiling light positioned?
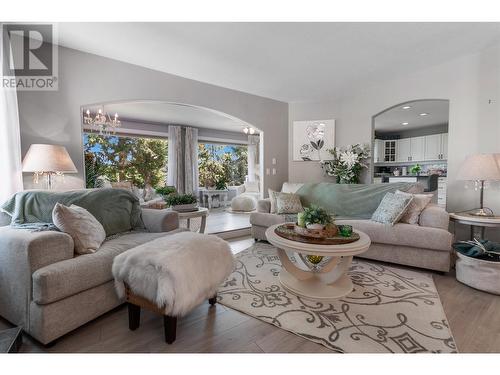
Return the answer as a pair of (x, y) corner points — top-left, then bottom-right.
(402, 106), (411, 110)
(402, 122), (409, 125)
(419, 112), (428, 116)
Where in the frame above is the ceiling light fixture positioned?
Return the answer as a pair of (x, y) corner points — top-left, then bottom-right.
(419, 113), (428, 116)
(83, 108), (121, 135)
(402, 106), (411, 110)
(243, 127), (256, 135)
(402, 122), (409, 126)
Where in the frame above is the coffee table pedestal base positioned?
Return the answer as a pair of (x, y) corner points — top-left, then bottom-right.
(279, 268), (353, 301)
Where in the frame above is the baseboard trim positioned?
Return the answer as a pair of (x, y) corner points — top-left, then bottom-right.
(213, 227), (251, 239)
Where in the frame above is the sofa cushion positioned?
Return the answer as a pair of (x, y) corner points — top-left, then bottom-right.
(32, 230), (183, 305)
(336, 219), (452, 252)
(395, 190), (433, 225)
(52, 203), (106, 255)
(276, 192), (303, 214)
(371, 192), (413, 225)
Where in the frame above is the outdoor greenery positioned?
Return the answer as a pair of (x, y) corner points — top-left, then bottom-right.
(198, 143), (248, 188)
(84, 134), (249, 191)
(164, 193), (198, 206)
(84, 134), (168, 189)
(155, 186), (177, 197)
(302, 204), (334, 226)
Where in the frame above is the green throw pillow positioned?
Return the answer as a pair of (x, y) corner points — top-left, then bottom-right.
(371, 192), (413, 225)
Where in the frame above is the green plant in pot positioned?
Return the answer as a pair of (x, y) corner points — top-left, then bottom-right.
(410, 163), (422, 176)
(165, 193), (198, 211)
(300, 204), (333, 230)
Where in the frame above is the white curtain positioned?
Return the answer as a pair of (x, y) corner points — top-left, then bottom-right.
(167, 125), (184, 193)
(0, 32), (23, 203)
(247, 135), (260, 182)
(184, 127), (199, 195)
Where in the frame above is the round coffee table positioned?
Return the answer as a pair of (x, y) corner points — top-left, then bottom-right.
(265, 224), (371, 300)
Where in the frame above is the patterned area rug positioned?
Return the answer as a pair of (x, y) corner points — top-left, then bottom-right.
(218, 242), (457, 353)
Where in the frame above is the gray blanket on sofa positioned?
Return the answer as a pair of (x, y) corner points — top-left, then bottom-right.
(296, 182), (422, 219)
(1, 189), (144, 236)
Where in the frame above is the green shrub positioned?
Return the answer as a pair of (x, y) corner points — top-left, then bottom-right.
(156, 186), (177, 197)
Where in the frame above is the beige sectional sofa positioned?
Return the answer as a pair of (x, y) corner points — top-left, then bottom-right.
(250, 182), (453, 273)
(0, 208), (180, 345)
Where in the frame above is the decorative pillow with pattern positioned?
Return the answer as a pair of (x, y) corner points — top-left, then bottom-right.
(371, 192), (413, 225)
(276, 192), (304, 215)
(268, 189), (280, 214)
(395, 190), (433, 225)
(52, 203), (106, 255)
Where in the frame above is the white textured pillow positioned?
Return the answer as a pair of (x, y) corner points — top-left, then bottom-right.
(52, 203), (106, 255)
(268, 189), (280, 214)
(395, 190), (433, 225)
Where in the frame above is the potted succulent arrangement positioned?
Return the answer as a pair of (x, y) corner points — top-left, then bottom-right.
(164, 193), (198, 212)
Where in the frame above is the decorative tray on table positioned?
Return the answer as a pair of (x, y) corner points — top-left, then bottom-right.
(274, 223), (360, 245)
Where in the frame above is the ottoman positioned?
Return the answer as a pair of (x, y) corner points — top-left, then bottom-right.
(112, 232), (235, 344)
(231, 194), (257, 212)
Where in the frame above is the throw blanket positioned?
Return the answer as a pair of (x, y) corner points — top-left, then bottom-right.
(453, 239), (500, 261)
(112, 232), (235, 317)
(1, 189), (144, 236)
(296, 182), (423, 219)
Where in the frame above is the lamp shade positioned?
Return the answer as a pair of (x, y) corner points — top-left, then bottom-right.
(22, 144), (77, 173)
(456, 153), (500, 181)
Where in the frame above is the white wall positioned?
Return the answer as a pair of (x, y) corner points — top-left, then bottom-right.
(289, 43), (500, 219)
(17, 45), (289, 192)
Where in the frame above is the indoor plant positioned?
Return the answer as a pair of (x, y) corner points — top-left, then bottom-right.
(301, 204), (333, 230)
(410, 163), (422, 176)
(321, 143), (370, 184)
(165, 193), (198, 211)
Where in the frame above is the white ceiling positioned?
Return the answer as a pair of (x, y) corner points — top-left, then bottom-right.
(374, 99), (449, 132)
(84, 101), (252, 132)
(56, 23), (500, 102)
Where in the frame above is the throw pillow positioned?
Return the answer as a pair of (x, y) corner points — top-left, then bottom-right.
(52, 203), (106, 255)
(268, 189), (280, 214)
(395, 190), (433, 225)
(276, 192), (304, 215)
(371, 192), (413, 225)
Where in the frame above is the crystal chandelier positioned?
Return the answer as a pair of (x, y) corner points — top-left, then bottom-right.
(83, 108), (121, 135)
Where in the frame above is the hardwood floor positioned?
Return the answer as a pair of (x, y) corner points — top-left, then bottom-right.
(1, 236), (499, 353)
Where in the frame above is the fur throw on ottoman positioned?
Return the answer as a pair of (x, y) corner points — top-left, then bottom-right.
(112, 232), (235, 316)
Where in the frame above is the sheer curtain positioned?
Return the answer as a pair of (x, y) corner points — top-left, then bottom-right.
(184, 127), (199, 195)
(0, 34), (23, 203)
(167, 125), (184, 193)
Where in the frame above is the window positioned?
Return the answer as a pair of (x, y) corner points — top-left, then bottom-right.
(198, 143), (248, 189)
(83, 133), (168, 189)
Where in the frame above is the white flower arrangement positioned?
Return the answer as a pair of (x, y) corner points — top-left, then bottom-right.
(320, 144), (370, 184)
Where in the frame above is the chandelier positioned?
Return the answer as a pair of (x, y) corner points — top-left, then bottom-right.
(83, 108), (121, 135)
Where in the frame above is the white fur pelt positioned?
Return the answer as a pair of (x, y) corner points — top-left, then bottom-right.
(112, 231), (235, 317)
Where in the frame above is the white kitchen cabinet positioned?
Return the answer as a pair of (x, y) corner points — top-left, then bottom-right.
(437, 177), (447, 207)
(424, 134), (441, 160)
(383, 140), (397, 162)
(373, 139), (385, 163)
(411, 136), (426, 162)
(397, 138), (411, 162)
(441, 133), (448, 160)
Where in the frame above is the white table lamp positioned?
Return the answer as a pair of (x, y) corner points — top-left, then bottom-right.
(22, 144), (77, 189)
(456, 153), (500, 216)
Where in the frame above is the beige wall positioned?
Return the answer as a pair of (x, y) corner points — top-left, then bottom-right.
(17, 45), (289, 193)
(289, 43), (500, 219)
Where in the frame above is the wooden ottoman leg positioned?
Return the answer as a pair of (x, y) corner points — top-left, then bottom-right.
(128, 303), (141, 331)
(164, 315), (177, 344)
(208, 293), (217, 306)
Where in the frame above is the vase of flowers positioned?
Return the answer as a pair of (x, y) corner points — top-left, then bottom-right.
(320, 143), (370, 184)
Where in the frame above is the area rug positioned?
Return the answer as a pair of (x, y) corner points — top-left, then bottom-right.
(218, 242), (457, 353)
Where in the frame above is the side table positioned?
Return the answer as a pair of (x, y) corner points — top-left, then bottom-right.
(450, 212), (500, 240)
(172, 207), (209, 233)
